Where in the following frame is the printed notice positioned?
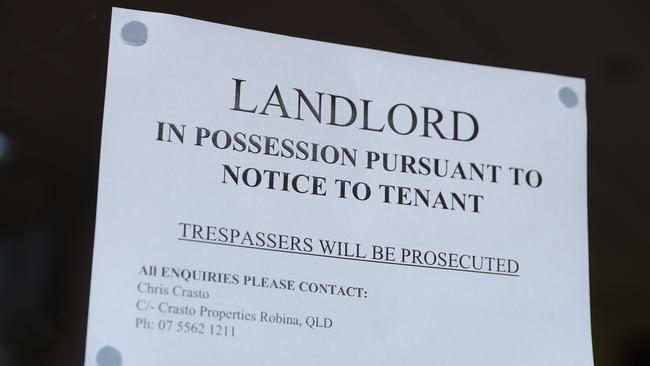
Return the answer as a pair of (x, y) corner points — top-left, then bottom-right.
(86, 7), (592, 366)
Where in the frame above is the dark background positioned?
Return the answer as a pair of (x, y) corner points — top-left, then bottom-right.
(1, 1), (648, 365)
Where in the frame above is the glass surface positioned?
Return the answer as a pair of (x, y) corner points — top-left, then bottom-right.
(0, 1), (648, 365)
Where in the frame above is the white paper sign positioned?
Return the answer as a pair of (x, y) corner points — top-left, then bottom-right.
(86, 7), (592, 366)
